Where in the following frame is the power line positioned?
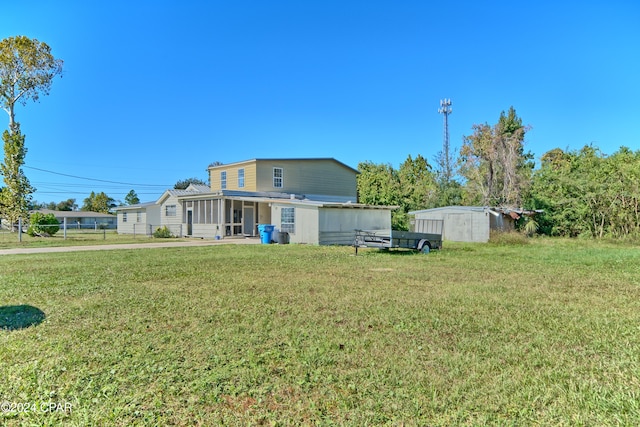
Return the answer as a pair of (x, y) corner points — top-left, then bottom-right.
(32, 183), (163, 192)
(24, 166), (171, 187)
(34, 191), (163, 195)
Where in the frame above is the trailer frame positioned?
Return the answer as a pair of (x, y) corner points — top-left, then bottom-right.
(353, 226), (443, 255)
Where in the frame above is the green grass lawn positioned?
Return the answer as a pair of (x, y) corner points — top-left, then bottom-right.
(1, 239), (640, 425)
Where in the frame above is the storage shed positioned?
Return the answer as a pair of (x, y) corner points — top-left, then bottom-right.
(409, 206), (528, 243)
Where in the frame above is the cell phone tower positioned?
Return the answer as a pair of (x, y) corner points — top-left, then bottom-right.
(438, 98), (453, 181)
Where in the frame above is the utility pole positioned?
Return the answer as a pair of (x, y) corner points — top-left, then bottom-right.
(438, 98), (453, 182)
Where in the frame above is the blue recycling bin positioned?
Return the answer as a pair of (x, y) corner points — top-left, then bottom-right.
(258, 224), (275, 244)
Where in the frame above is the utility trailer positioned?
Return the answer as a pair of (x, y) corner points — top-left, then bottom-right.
(353, 220), (443, 255)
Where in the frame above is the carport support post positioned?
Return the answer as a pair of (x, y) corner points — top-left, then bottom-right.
(18, 218), (22, 242)
(63, 217), (67, 240)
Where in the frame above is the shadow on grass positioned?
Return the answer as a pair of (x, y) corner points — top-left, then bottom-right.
(0, 305), (46, 331)
(357, 248), (436, 256)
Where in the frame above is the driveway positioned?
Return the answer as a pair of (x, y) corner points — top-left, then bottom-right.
(0, 238), (262, 256)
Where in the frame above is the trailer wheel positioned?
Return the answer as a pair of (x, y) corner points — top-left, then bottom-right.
(419, 241), (431, 254)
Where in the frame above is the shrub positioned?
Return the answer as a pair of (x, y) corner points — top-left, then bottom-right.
(153, 226), (173, 238)
(27, 212), (60, 236)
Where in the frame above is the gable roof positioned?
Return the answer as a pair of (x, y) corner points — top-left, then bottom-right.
(185, 184), (211, 192)
(156, 184), (214, 205)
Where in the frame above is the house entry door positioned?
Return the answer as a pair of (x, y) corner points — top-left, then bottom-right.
(187, 210), (193, 235)
(243, 207), (254, 236)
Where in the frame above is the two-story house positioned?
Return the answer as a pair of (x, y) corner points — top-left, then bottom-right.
(116, 158), (393, 245)
(209, 158), (358, 202)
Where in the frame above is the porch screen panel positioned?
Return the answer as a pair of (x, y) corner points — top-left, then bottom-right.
(212, 200), (219, 223)
(199, 200), (206, 224)
(225, 200), (232, 219)
(193, 201), (198, 223)
(205, 200), (211, 224)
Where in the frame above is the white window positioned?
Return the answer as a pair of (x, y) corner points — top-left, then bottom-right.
(281, 207), (295, 234)
(221, 171), (227, 189)
(122, 212), (127, 223)
(273, 167), (283, 188)
(238, 168), (245, 188)
(136, 212), (142, 222)
(165, 205), (177, 217)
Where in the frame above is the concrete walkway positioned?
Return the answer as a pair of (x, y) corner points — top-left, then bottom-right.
(0, 237), (262, 256)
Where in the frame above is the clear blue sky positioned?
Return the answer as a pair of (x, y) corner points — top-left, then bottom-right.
(4, 1), (639, 205)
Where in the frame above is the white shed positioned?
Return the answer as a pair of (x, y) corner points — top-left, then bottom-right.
(409, 206), (493, 243)
(409, 206), (534, 243)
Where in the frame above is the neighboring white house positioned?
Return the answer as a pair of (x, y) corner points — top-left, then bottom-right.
(116, 159), (394, 244)
(30, 209), (117, 229)
(115, 202), (161, 235)
(409, 206), (537, 243)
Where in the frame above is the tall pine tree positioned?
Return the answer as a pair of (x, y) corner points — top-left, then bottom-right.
(0, 36), (63, 226)
(0, 123), (34, 227)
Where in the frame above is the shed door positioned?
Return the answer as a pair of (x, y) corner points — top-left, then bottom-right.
(447, 213), (470, 242)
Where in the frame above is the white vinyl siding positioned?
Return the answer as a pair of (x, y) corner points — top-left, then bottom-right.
(255, 160), (357, 200)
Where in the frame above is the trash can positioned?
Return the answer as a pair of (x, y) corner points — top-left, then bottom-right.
(277, 231), (290, 244)
(258, 224), (275, 244)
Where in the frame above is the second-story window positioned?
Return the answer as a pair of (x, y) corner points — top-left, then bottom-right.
(273, 167), (283, 188)
(221, 171), (227, 189)
(238, 168), (245, 188)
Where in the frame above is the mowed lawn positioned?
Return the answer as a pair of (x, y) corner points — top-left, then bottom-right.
(1, 239), (640, 426)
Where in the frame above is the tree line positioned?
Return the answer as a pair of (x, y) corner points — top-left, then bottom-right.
(30, 179), (208, 215)
(358, 107), (640, 239)
(31, 190), (135, 214)
(530, 146), (640, 238)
